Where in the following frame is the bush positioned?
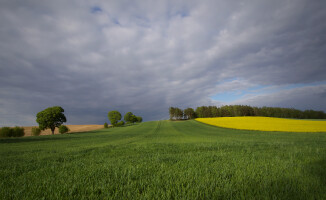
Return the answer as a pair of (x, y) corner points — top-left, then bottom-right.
(0, 127), (12, 137)
(104, 122), (108, 128)
(12, 127), (24, 137)
(0, 127), (24, 137)
(59, 125), (69, 134)
(116, 121), (125, 127)
(31, 127), (41, 136)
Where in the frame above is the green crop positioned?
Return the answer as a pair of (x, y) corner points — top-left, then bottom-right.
(1, 120), (325, 199)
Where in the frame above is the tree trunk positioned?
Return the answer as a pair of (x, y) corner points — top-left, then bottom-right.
(51, 127), (55, 135)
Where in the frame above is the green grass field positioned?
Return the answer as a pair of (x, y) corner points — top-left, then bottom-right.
(1, 120), (326, 199)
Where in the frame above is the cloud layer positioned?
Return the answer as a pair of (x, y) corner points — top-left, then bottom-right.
(1, 0), (326, 126)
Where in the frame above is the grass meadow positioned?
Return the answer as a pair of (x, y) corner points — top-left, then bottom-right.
(1, 120), (326, 199)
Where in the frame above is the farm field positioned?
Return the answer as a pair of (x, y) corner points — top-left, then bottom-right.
(22, 124), (104, 136)
(1, 120), (326, 199)
(196, 117), (326, 132)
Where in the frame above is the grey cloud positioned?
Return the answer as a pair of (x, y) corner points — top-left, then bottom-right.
(231, 85), (326, 112)
(1, 0), (326, 126)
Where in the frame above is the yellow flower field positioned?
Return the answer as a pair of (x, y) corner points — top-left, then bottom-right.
(195, 117), (326, 132)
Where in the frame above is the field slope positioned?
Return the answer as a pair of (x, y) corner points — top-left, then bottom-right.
(1, 120), (326, 199)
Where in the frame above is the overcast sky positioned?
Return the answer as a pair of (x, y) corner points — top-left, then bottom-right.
(1, 0), (326, 126)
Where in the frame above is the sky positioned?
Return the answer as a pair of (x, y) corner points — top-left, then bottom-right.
(1, 0), (326, 126)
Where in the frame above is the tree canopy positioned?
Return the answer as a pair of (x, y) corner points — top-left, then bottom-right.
(36, 106), (66, 135)
(124, 112), (136, 123)
(136, 116), (143, 123)
(108, 111), (122, 126)
(184, 108), (196, 119)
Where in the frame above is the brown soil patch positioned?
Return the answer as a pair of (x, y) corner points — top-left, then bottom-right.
(23, 125), (104, 137)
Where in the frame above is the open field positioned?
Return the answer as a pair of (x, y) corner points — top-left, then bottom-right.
(22, 125), (104, 136)
(1, 120), (326, 199)
(196, 117), (326, 132)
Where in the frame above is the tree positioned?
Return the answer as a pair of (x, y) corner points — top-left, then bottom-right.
(36, 106), (66, 135)
(104, 122), (108, 128)
(116, 121), (125, 127)
(169, 107), (176, 120)
(175, 108), (183, 120)
(184, 108), (195, 119)
(169, 107), (183, 120)
(136, 116), (143, 123)
(124, 112), (136, 123)
(108, 110), (122, 126)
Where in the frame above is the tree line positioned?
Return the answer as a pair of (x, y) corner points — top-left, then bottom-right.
(169, 105), (326, 120)
(1, 106), (144, 138)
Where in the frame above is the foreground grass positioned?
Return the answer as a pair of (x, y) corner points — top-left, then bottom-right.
(1, 120), (326, 199)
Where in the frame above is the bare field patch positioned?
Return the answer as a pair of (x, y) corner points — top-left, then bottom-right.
(23, 125), (104, 136)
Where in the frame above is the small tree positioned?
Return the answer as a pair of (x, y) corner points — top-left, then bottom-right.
(36, 106), (67, 135)
(59, 125), (69, 134)
(104, 122), (108, 128)
(124, 112), (135, 124)
(184, 108), (195, 119)
(169, 107), (176, 120)
(108, 110), (122, 126)
(175, 108), (183, 120)
(136, 116), (143, 123)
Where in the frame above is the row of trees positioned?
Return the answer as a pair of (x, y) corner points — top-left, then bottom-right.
(169, 105), (326, 120)
(108, 110), (142, 127)
(169, 107), (196, 120)
(34, 106), (143, 136)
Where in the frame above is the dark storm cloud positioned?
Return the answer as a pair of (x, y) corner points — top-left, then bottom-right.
(1, 0), (326, 126)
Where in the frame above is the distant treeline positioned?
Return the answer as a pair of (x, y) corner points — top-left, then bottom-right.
(169, 105), (326, 120)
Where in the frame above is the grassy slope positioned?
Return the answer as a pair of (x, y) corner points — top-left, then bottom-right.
(0, 120), (326, 199)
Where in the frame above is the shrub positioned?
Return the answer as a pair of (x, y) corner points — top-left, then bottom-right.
(12, 127), (25, 137)
(116, 121), (125, 127)
(59, 125), (69, 134)
(0, 127), (13, 137)
(104, 122), (108, 128)
(31, 127), (41, 136)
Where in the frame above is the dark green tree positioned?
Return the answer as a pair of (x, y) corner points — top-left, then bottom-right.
(36, 106), (66, 135)
(108, 110), (122, 126)
(169, 107), (176, 120)
(124, 112), (136, 123)
(136, 116), (143, 123)
(184, 108), (195, 119)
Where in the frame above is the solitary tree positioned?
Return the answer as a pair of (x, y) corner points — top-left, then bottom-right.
(108, 110), (122, 126)
(36, 106), (66, 135)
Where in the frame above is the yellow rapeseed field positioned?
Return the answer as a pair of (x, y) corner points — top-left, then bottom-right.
(196, 117), (326, 132)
